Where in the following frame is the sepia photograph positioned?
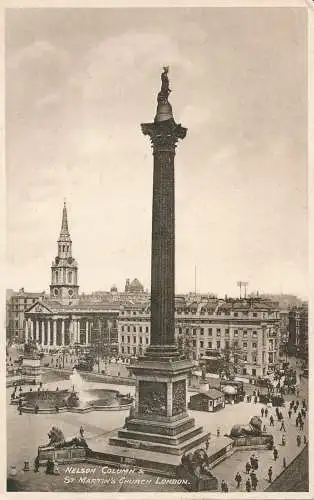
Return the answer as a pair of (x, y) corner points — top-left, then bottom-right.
(5, 5), (310, 495)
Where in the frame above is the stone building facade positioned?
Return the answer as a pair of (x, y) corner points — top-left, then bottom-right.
(118, 296), (281, 377)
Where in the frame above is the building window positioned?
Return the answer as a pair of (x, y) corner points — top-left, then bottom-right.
(133, 336), (136, 343)
(217, 329), (221, 337)
(146, 338), (149, 344)
(127, 326), (130, 333)
(127, 336), (130, 344)
(234, 330), (238, 337)
(200, 341), (204, 348)
(252, 342), (257, 349)
(217, 341), (220, 348)
(243, 331), (248, 338)
(200, 328), (204, 335)
(121, 336), (124, 342)
(139, 337), (143, 344)
(192, 340), (196, 347)
(193, 328), (196, 335)
(127, 347), (130, 354)
(243, 355), (247, 361)
(121, 347), (124, 353)
(243, 368), (247, 375)
(253, 312), (257, 317)
(252, 355), (257, 363)
(208, 328), (212, 336)
(252, 368), (256, 376)
(133, 326), (136, 332)
(121, 326), (124, 332)
(225, 340), (229, 349)
(243, 342), (247, 349)
(186, 328), (189, 334)
(225, 328), (229, 335)
(253, 331), (257, 337)
(145, 327), (149, 333)
(234, 312), (238, 317)
(139, 326), (142, 333)
(133, 347), (136, 354)
(68, 272), (72, 284)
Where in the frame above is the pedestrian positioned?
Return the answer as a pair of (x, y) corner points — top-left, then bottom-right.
(296, 418), (299, 428)
(205, 439), (209, 452)
(294, 405), (297, 413)
(300, 420), (304, 431)
(18, 406), (22, 415)
(282, 434), (286, 446)
(217, 428), (220, 437)
(261, 407), (264, 417)
(250, 472), (258, 491)
(273, 447), (278, 461)
(265, 407), (268, 418)
(270, 415), (274, 426)
(303, 435), (307, 445)
(235, 472), (242, 489)
(246, 478), (252, 492)
(288, 409), (292, 419)
(221, 480), (228, 492)
(250, 454), (255, 469)
(268, 466), (273, 482)
(280, 420), (286, 432)
(301, 408), (306, 419)
(80, 426), (84, 438)
(297, 434), (301, 447)
(263, 424), (267, 433)
(290, 400), (294, 410)
(245, 461), (251, 474)
(34, 455), (40, 473)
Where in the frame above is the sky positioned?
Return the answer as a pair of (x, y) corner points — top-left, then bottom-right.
(5, 7), (308, 298)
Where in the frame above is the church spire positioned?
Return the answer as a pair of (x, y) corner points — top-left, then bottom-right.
(59, 200), (71, 242)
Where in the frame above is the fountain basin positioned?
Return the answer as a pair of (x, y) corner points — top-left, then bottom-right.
(11, 388), (133, 414)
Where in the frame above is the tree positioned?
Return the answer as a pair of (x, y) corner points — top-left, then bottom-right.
(218, 340), (244, 379)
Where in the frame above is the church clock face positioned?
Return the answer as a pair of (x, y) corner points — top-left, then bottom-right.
(53, 288), (59, 296)
(67, 257), (73, 264)
(68, 289), (73, 296)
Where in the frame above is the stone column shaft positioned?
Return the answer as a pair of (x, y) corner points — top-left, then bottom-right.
(61, 320), (65, 346)
(41, 321), (45, 346)
(36, 320), (39, 342)
(47, 321), (51, 346)
(25, 321), (29, 343)
(86, 320), (89, 345)
(53, 320), (57, 346)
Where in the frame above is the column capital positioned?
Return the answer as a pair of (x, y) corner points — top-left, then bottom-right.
(141, 119), (187, 153)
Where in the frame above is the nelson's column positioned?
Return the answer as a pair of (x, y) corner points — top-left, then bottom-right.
(105, 68), (211, 474)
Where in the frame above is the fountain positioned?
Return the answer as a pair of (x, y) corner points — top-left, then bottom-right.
(11, 369), (134, 414)
(69, 369), (94, 405)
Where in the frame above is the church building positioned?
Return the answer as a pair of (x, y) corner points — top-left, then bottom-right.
(24, 202), (119, 350)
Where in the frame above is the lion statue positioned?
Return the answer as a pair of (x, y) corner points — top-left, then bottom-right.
(230, 416), (263, 437)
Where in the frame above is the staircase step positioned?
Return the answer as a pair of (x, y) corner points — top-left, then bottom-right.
(118, 425), (203, 446)
(109, 429), (211, 456)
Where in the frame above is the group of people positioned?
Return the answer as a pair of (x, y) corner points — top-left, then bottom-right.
(237, 454), (259, 491)
(219, 391), (307, 492)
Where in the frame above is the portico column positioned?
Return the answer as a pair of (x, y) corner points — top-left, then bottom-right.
(86, 320), (89, 345)
(47, 320), (51, 346)
(61, 320), (65, 346)
(30, 320), (34, 341)
(24, 321), (29, 343)
(41, 321), (45, 346)
(36, 321), (39, 342)
(53, 320), (57, 346)
(77, 320), (81, 344)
